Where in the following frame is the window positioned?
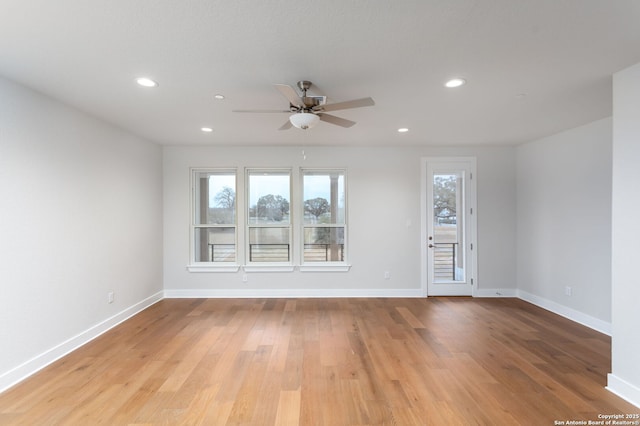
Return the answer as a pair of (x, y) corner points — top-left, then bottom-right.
(188, 167), (349, 272)
(247, 170), (292, 264)
(190, 170), (237, 270)
(302, 170), (346, 265)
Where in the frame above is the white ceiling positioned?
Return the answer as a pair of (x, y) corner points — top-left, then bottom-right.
(1, 0), (639, 147)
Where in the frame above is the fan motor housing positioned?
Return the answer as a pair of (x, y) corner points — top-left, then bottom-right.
(302, 96), (326, 109)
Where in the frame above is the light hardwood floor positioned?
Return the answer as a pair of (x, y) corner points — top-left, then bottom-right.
(0, 298), (637, 425)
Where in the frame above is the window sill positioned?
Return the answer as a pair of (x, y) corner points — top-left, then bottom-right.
(187, 264), (240, 273)
(243, 265), (295, 273)
(299, 264), (351, 272)
(186, 264), (350, 273)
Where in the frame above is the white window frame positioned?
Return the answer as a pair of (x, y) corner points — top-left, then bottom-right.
(244, 168), (294, 272)
(187, 168), (240, 272)
(299, 168), (350, 272)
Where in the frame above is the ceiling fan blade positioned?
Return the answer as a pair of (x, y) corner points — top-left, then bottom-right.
(232, 109), (290, 113)
(315, 97), (374, 113)
(319, 113), (356, 128)
(278, 120), (293, 131)
(274, 84), (303, 108)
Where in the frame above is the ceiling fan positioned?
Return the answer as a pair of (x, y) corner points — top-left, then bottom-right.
(232, 80), (375, 130)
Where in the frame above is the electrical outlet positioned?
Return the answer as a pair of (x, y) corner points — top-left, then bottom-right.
(384, 271), (391, 280)
(108, 291), (115, 304)
(565, 286), (572, 296)
(242, 274), (248, 283)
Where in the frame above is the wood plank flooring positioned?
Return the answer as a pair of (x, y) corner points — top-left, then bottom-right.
(0, 298), (637, 425)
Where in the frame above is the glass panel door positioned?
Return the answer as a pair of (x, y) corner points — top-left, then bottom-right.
(424, 159), (476, 296)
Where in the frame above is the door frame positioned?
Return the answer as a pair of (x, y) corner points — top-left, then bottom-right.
(420, 157), (478, 296)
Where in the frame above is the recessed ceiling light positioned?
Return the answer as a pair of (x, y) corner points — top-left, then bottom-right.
(398, 128), (409, 133)
(445, 78), (466, 88)
(214, 94), (225, 100)
(201, 127), (213, 133)
(136, 77), (158, 88)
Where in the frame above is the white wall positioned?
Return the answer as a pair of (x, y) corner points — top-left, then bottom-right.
(163, 145), (517, 296)
(516, 118), (613, 332)
(609, 62), (640, 406)
(0, 77), (164, 391)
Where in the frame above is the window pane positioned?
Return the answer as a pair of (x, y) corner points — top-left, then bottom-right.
(248, 227), (290, 262)
(432, 172), (465, 281)
(194, 227), (236, 262)
(248, 172), (291, 224)
(194, 171), (236, 225)
(303, 227), (344, 262)
(303, 171), (345, 225)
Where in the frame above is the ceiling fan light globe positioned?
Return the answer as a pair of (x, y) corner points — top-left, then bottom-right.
(289, 112), (320, 130)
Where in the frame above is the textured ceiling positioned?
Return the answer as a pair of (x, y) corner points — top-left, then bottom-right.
(1, 0), (639, 146)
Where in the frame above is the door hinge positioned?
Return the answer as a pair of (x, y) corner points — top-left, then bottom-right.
(470, 207), (473, 215)
(471, 278), (474, 286)
(470, 172), (473, 179)
(470, 243), (473, 250)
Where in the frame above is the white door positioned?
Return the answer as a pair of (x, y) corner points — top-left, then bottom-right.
(421, 158), (477, 296)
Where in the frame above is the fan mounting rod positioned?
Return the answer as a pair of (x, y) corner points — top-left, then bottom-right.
(297, 80), (312, 95)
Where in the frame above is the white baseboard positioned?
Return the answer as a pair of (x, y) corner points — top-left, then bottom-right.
(517, 290), (611, 336)
(607, 374), (640, 408)
(164, 288), (424, 298)
(0, 291), (164, 394)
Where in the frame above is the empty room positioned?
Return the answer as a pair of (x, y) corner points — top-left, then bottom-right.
(1, 1), (639, 424)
